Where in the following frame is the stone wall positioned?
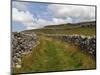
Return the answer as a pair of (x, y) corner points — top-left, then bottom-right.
(12, 32), (37, 68)
(46, 35), (96, 57)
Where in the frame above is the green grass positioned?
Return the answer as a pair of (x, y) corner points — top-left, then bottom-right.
(26, 26), (95, 36)
(13, 36), (96, 73)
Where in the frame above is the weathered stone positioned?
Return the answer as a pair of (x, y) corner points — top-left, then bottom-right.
(12, 32), (37, 68)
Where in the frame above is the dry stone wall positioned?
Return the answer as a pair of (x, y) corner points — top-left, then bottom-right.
(12, 32), (37, 68)
(46, 35), (96, 57)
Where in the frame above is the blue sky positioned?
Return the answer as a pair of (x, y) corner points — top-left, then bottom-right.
(12, 1), (95, 32)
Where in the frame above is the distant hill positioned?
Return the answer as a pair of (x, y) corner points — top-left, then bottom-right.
(22, 21), (96, 36)
(44, 21), (96, 29)
(73, 21), (96, 27)
(22, 21), (96, 32)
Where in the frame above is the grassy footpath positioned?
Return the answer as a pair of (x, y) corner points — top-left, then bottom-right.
(13, 35), (96, 73)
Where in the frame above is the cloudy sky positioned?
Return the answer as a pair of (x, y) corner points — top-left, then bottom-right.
(12, 1), (96, 32)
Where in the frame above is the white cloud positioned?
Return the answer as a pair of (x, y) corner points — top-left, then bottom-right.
(26, 18), (55, 29)
(12, 8), (54, 30)
(12, 8), (35, 28)
(13, 8), (34, 23)
(52, 17), (73, 25)
(48, 4), (95, 22)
